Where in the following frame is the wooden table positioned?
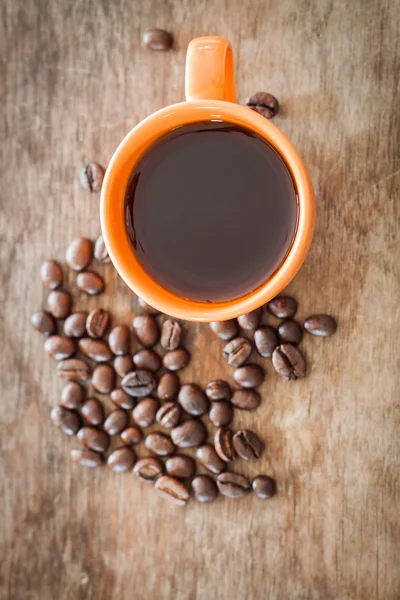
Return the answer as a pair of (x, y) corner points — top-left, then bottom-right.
(1, 0), (399, 598)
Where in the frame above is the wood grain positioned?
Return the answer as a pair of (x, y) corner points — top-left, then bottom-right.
(1, 0), (399, 598)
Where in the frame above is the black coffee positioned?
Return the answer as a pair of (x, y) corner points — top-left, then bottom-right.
(125, 122), (298, 302)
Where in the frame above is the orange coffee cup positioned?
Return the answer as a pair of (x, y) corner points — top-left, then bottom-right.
(100, 37), (315, 322)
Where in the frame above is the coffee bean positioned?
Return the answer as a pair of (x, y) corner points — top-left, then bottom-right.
(50, 406), (80, 436)
(137, 297), (159, 314)
(267, 296), (297, 319)
(81, 398), (104, 426)
(63, 312), (88, 338)
(304, 314), (337, 337)
(210, 320), (238, 341)
(47, 290), (72, 319)
(132, 315), (160, 347)
(278, 319), (303, 345)
(120, 426), (143, 446)
(214, 427), (236, 462)
(216, 472), (251, 498)
(178, 384), (209, 416)
(192, 475), (218, 503)
(246, 92), (279, 119)
(44, 335), (75, 360)
(114, 355), (134, 377)
(156, 402), (182, 428)
(209, 401), (233, 427)
(133, 348), (161, 372)
(155, 476), (189, 506)
(86, 308), (110, 339)
(223, 337), (252, 367)
(110, 388), (135, 410)
(107, 447), (136, 472)
(163, 348), (190, 371)
(165, 455), (196, 479)
(103, 409), (128, 436)
(143, 28), (173, 51)
(205, 380), (230, 401)
(157, 372), (180, 401)
(237, 308), (262, 330)
(57, 358), (90, 382)
(66, 237), (93, 271)
(171, 419), (207, 448)
(132, 397), (160, 427)
(79, 338), (113, 362)
(144, 432), (175, 456)
(94, 234), (110, 264)
(77, 427), (110, 453)
(252, 475), (277, 499)
(161, 319), (182, 350)
(254, 326), (279, 358)
(196, 444), (226, 474)
(121, 370), (156, 397)
(92, 364), (115, 393)
(233, 364), (264, 388)
(31, 310), (56, 336)
(61, 381), (85, 409)
(133, 457), (164, 482)
(71, 448), (104, 468)
(76, 271), (105, 295)
(231, 389), (261, 410)
(232, 429), (263, 460)
(40, 260), (62, 290)
(80, 162), (105, 193)
(108, 325), (130, 355)
(272, 344), (306, 381)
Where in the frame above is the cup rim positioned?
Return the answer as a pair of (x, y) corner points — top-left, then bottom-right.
(100, 100), (315, 321)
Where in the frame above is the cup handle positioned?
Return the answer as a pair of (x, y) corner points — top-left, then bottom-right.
(185, 37), (237, 103)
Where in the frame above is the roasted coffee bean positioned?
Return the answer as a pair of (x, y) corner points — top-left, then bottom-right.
(196, 444), (226, 474)
(94, 234), (110, 264)
(237, 308), (262, 330)
(165, 455), (196, 479)
(77, 427), (109, 453)
(155, 476), (189, 506)
(31, 310), (56, 336)
(209, 401), (233, 427)
(137, 297), (159, 314)
(50, 406), (80, 436)
(304, 314), (337, 337)
(71, 448), (104, 468)
(171, 419), (207, 448)
(103, 409), (128, 436)
(79, 338), (113, 362)
(246, 92), (279, 119)
(44, 335), (75, 360)
(267, 296), (297, 318)
(132, 397), (160, 427)
(233, 364), (264, 388)
(144, 432), (175, 456)
(81, 398), (104, 426)
(205, 380), (230, 401)
(132, 315), (159, 347)
(252, 475), (277, 499)
(114, 355), (134, 377)
(161, 319), (182, 350)
(272, 344), (306, 381)
(232, 429), (263, 460)
(133, 457), (164, 482)
(63, 312), (87, 338)
(143, 28), (173, 51)
(120, 426), (143, 446)
(92, 364), (115, 394)
(40, 260), (62, 290)
(178, 384), (209, 416)
(278, 319), (303, 345)
(121, 370), (156, 397)
(163, 348), (190, 371)
(231, 389), (261, 410)
(61, 381), (85, 409)
(156, 402), (182, 428)
(80, 162), (105, 193)
(66, 237), (93, 271)
(76, 271), (104, 295)
(157, 372), (180, 401)
(108, 325), (130, 355)
(192, 475), (218, 503)
(254, 326), (279, 358)
(133, 348), (161, 372)
(216, 472), (251, 498)
(86, 308), (110, 339)
(223, 337), (252, 367)
(107, 447), (136, 472)
(214, 427), (236, 462)
(110, 388), (135, 410)
(47, 290), (72, 319)
(209, 320), (238, 341)
(57, 358), (90, 382)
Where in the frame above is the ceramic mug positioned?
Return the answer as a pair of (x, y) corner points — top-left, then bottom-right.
(100, 36), (315, 322)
